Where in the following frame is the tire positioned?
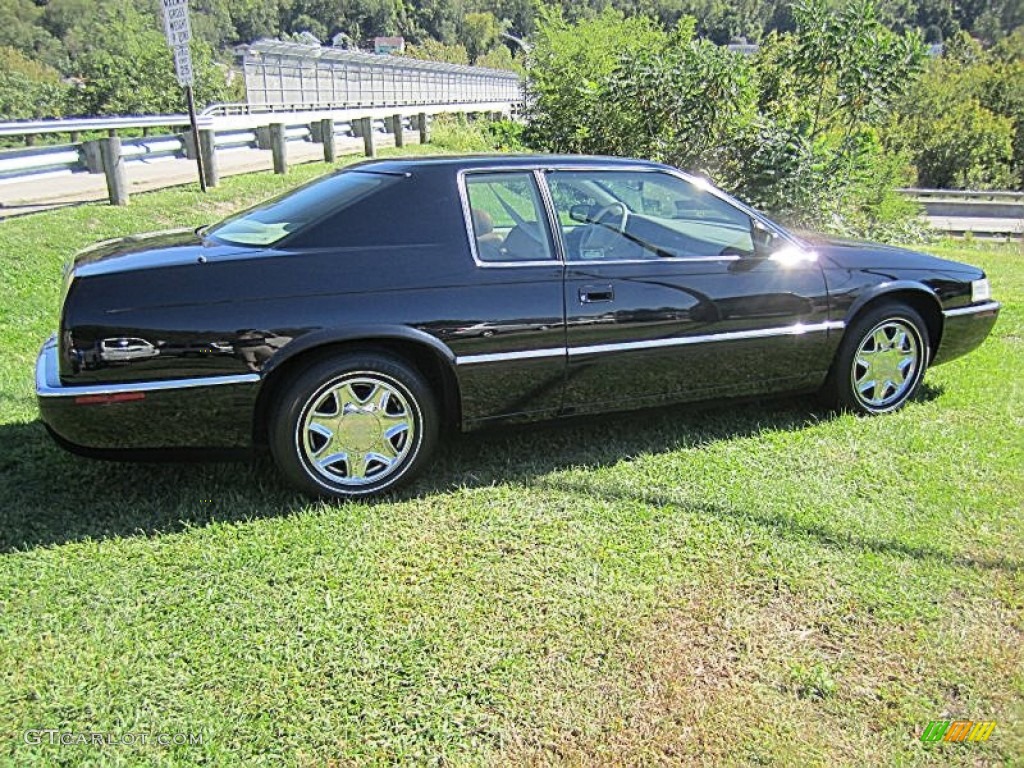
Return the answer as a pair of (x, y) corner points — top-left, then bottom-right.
(268, 353), (439, 499)
(825, 302), (930, 415)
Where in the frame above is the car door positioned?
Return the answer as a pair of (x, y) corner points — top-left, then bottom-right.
(449, 169), (568, 425)
(542, 168), (833, 412)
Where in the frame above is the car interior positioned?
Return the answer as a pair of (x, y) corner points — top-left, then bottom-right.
(467, 171), (757, 263)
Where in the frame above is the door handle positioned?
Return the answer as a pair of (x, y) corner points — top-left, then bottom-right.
(579, 284), (614, 303)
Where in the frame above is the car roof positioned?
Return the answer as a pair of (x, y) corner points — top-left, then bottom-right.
(350, 154), (676, 175)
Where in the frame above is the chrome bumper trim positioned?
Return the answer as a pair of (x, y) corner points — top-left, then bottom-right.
(455, 320), (844, 366)
(943, 301), (1001, 318)
(35, 335), (260, 398)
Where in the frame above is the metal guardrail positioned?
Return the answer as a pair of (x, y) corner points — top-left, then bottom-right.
(899, 188), (1024, 237)
(0, 114), (210, 138)
(0, 102), (512, 184)
(899, 187), (1024, 201)
(0, 103), (511, 208)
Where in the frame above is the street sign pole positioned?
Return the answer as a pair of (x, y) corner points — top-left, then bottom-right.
(161, 0), (206, 192)
(186, 84), (206, 193)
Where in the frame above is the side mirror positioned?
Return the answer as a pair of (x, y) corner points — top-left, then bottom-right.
(569, 203), (593, 223)
(751, 219), (778, 257)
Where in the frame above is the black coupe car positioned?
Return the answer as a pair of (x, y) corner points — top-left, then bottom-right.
(36, 155), (1000, 498)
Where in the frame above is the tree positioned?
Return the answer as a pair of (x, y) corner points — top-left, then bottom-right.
(524, 0), (929, 235)
(596, 19), (756, 172)
(524, 7), (665, 153)
(0, 46), (66, 119)
(66, 2), (229, 116)
(402, 38), (470, 63)
(0, 0), (64, 67)
(461, 11), (504, 63)
(476, 44), (521, 71)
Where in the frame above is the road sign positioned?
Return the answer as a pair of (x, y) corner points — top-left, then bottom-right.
(160, 0), (206, 193)
(172, 45), (194, 87)
(161, 0), (194, 86)
(161, 0), (192, 46)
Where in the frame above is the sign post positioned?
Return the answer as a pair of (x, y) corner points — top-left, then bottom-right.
(161, 0), (206, 192)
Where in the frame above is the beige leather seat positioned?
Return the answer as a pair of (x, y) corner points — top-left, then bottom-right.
(472, 208), (504, 261)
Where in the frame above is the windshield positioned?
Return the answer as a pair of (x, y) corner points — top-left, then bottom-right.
(207, 170), (395, 246)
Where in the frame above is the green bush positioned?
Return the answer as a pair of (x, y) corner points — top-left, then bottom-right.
(0, 46), (65, 119)
(484, 119), (527, 151)
(522, 0), (927, 237)
(427, 115), (500, 152)
(523, 7), (666, 155)
(886, 33), (1022, 190)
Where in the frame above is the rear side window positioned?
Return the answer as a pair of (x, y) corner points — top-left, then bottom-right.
(208, 171), (395, 246)
(464, 172), (556, 263)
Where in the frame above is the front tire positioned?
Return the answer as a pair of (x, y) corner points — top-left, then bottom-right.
(268, 353), (439, 499)
(827, 303), (930, 415)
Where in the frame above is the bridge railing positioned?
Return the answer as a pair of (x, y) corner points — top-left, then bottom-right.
(242, 40), (522, 111)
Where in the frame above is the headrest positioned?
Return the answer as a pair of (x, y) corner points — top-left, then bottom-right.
(472, 208), (494, 236)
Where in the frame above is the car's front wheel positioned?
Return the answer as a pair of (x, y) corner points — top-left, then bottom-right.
(827, 302), (930, 415)
(269, 353), (439, 499)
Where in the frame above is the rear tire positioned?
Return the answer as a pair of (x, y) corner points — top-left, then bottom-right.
(825, 302), (930, 415)
(268, 353), (439, 499)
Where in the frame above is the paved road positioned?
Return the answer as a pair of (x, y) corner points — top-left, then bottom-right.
(0, 134), (409, 219)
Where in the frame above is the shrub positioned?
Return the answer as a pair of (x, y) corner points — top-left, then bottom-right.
(522, 0), (927, 237)
(523, 7), (665, 155)
(427, 115), (500, 152)
(0, 46), (65, 119)
(887, 45), (1021, 189)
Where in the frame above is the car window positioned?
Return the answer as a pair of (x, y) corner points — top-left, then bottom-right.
(546, 170), (754, 261)
(464, 172), (556, 263)
(208, 170), (393, 246)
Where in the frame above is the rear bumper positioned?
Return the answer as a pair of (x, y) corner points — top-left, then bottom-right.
(933, 301), (1000, 365)
(36, 334), (260, 452)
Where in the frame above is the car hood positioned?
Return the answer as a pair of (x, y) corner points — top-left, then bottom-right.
(798, 233), (978, 274)
(71, 228), (257, 278)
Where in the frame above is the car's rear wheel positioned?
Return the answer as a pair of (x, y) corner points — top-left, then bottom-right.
(827, 302), (930, 415)
(269, 353), (439, 499)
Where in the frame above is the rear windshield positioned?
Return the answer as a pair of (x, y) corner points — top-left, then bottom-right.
(207, 170), (396, 246)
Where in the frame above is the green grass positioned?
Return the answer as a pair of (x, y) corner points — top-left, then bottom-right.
(1, 160), (1022, 766)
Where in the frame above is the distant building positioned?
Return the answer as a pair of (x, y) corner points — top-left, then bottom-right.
(374, 36), (405, 55)
(725, 42), (759, 55)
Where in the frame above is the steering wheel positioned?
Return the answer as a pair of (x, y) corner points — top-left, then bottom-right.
(580, 202), (629, 255)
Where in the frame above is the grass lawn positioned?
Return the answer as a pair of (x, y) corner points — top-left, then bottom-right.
(1, 156), (1022, 766)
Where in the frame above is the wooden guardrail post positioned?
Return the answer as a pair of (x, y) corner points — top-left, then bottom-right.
(418, 112), (429, 144)
(391, 114), (404, 148)
(81, 140), (104, 173)
(199, 128), (219, 188)
(99, 136), (128, 206)
(270, 123), (287, 174)
(321, 118), (336, 163)
(361, 118), (375, 157)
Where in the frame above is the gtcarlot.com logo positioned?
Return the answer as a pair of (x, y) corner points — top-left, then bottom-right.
(24, 730), (203, 747)
(921, 720), (996, 743)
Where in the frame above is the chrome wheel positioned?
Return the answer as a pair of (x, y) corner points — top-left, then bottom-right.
(298, 374), (417, 487)
(850, 319), (922, 410)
